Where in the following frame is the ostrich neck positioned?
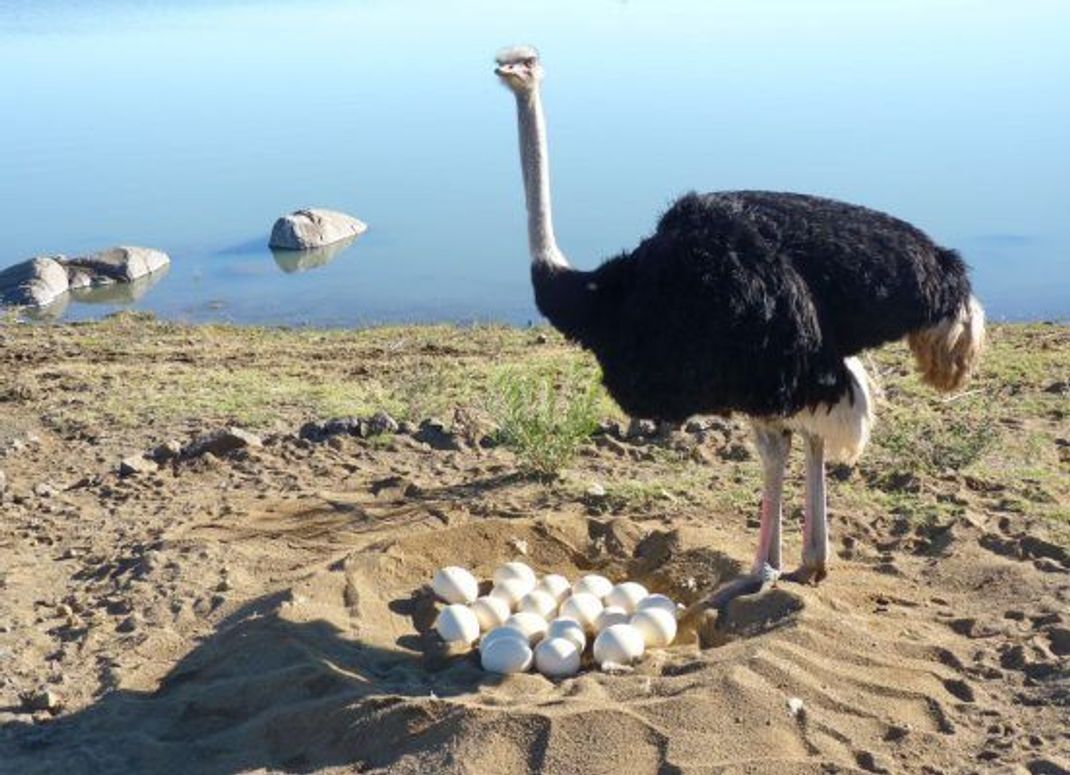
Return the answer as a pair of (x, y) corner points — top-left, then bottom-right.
(515, 88), (569, 269)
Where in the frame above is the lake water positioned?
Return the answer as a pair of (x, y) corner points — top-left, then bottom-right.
(2, 0), (1067, 325)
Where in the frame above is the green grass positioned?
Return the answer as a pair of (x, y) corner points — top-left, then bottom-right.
(488, 363), (604, 478)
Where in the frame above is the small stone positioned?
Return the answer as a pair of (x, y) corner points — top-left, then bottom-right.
(786, 696), (805, 718)
(119, 455), (158, 477)
(151, 440), (183, 462)
(0, 469), (6, 494)
(323, 416), (362, 437)
(586, 482), (607, 498)
(365, 410), (399, 436)
(20, 689), (62, 714)
(34, 482), (55, 498)
(720, 442), (752, 462)
(116, 615), (140, 633)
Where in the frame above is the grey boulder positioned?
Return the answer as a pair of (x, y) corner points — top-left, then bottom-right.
(269, 208), (367, 250)
(64, 246), (170, 282)
(0, 257), (70, 307)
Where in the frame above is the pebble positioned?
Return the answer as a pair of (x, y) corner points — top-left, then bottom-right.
(21, 689), (62, 714)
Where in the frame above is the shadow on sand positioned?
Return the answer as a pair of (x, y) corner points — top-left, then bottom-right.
(0, 590), (506, 774)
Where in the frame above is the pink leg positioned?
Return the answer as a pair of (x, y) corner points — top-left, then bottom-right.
(751, 424), (790, 576)
(785, 433), (829, 584)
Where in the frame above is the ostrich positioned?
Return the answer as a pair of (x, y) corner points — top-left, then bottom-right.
(494, 46), (985, 606)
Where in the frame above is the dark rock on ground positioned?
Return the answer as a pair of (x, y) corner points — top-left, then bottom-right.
(150, 440), (183, 462)
(413, 418), (461, 451)
(182, 427), (262, 459)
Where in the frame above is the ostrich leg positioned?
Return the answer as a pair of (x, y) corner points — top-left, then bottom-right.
(786, 432), (829, 583)
(701, 422), (791, 609)
(751, 424), (791, 576)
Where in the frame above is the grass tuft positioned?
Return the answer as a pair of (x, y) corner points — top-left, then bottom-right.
(488, 364), (603, 478)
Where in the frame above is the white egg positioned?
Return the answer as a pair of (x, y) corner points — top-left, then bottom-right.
(630, 608), (677, 648)
(470, 595), (511, 632)
(546, 617), (586, 652)
(479, 624), (530, 652)
(434, 603), (480, 645)
(518, 589), (558, 620)
(636, 593), (678, 618)
(536, 573), (572, 603)
(595, 605), (630, 632)
(534, 637), (582, 679)
(605, 582), (649, 614)
(593, 623), (646, 667)
(432, 566), (479, 605)
(503, 612), (548, 645)
(493, 561), (537, 589)
(481, 636), (533, 674)
(559, 592), (604, 634)
(572, 574), (614, 600)
(490, 577), (534, 610)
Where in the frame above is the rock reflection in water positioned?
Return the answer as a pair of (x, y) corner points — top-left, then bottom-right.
(271, 236), (358, 274)
(69, 263), (171, 305)
(24, 263), (171, 320)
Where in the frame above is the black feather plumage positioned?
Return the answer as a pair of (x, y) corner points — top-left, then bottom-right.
(532, 191), (973, 422)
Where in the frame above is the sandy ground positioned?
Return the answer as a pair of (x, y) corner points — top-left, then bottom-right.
(0, 317), (1067, 774)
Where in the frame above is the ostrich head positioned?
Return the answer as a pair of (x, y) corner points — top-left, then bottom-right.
(495, 45), (542, 93)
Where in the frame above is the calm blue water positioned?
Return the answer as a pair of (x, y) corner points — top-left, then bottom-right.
(1, 0), (1067, 325)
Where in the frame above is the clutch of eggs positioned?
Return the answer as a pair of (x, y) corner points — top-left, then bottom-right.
(431, 562), (679, 676)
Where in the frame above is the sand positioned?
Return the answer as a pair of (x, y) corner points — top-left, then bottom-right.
(0, 319), (1067, 773)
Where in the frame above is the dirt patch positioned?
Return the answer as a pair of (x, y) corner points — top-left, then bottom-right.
(0, 317), (1067, 772)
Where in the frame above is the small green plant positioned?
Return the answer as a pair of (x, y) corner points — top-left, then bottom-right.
(489, 364), (602, 478)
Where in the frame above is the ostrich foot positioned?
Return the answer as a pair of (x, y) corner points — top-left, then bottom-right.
(781, 562), (828, 585)
(685, 563), (781, 615)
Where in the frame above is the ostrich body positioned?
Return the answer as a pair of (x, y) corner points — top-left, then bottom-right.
(495, 47), (985, 599)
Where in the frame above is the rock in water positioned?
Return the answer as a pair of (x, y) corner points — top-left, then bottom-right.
(0, 257), (70, 307)
(64, 246), (170, 282)
(269, 208), (367, 250)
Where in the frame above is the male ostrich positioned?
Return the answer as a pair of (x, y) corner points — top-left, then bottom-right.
(494, 47), (985, 606)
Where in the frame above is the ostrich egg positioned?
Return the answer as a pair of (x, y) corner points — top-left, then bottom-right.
(636, 593), (678, 618)
(518, 589), (558, 620)
(630, 608), (677, 648)
(559, 592), (604, 634)
(546, 617), (587, 652)
(503, 612), (548, 645)
(490, 577), (533, 610)
(434, 604), (480, 645)
(572, 574), (613, 600)
(493, 561), (537, 590)
(481, 636), (533, 674)
(536, 574), (572, 602)
(595, 606), (630, 632)
(605, 582), (648, 614)
(534, 637), (582, 679)
(431, 566), (479, 605)
(470, 595), (511, 631)
(593, 623), (646, 667)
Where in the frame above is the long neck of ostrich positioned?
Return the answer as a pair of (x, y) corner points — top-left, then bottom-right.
(515, 87), (570, 270)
